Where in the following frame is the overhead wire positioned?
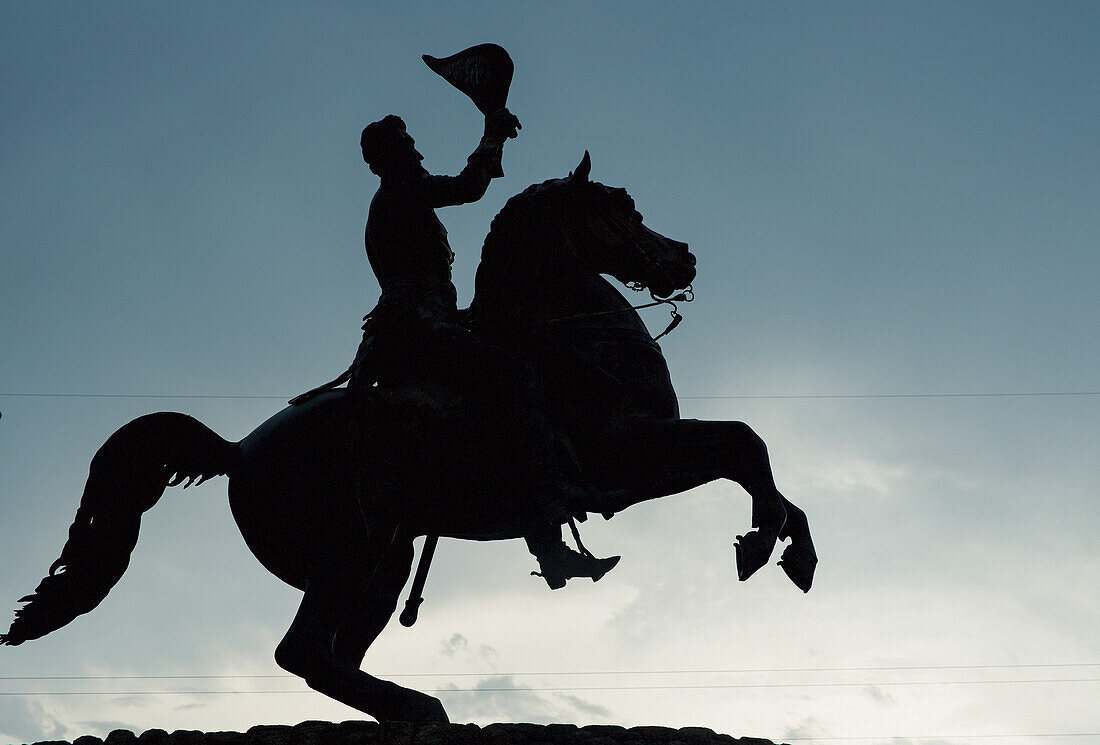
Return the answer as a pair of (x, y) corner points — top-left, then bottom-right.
(783, 735), (1100, 741)
(1, 391), (1098, 401)
(2, 678), (1098, 696)
(3, 662), (1099, 681)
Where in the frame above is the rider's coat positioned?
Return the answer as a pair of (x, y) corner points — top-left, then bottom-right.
(351, 133), (506, 389)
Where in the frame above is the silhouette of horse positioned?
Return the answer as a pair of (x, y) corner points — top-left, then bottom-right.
(2, 153), (816, 724)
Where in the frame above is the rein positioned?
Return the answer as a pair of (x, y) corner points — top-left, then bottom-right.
(544, 285), (694, 341)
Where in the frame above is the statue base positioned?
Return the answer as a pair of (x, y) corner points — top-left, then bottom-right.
(32, 720), (784, 745)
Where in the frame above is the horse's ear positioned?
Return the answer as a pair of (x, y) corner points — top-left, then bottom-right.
(569, 150), (592, 182)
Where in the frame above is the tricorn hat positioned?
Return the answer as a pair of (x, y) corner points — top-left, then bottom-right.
(422, 43), (513, 115)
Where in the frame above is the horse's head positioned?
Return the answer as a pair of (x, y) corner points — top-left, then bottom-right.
(550, 152), (697, 299)
(474, 154), (697, 323)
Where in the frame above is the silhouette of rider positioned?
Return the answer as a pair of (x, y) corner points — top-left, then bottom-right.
(350, 110), (618, 589)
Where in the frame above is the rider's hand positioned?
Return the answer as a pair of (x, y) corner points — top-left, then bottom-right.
(486, 107), (521, 140)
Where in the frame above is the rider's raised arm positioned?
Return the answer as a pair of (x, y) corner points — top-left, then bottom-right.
(415, 108), (520, 208)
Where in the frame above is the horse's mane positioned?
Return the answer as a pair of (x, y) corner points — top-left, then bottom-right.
(471, 174), (644, 322)
(480, 175), (640, 268)
(481, 178), (566, 268)
(469, 178), (569, 318)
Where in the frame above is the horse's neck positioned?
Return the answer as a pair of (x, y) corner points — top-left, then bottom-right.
(472, 237), (648, 337)
(471, 218), (679, 425)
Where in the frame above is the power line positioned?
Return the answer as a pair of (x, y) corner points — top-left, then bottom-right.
(1, 391), (1098, 402)
(3, 662), (1099, 681)
(3, 678), (1098, 695)
(784, 736), (1100, 741)
(679, 391), (1100, 400)
(0, 392), (286, 400)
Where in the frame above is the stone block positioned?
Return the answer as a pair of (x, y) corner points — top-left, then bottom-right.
(541, 724), (583, 744)
(482, 723), (551, 745)
(245, 725), (295, 745)
(336, 721), (383, 745)
(579, 726), (627, 741)
(674, 729), (726, 745)
(35, 721), (774, 745)
(379, 721), (415, 745)
(291, 721), (339, 745)
(104, 731), (137, 745)
(166, 731), (204, 745)
(627, 726), (678, 743)
(412, 723), (483, 745)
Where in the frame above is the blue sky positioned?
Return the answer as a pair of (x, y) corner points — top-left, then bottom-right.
(1, 3), (1098, 744)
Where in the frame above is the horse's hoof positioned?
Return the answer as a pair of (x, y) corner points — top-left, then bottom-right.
(734, 530), (778, 582)
(408, 692), (449, 724)
(777, 542), (817, 593)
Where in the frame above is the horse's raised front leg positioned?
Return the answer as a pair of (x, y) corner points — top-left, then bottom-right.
(775, 496), (816, 592)
(273, 535), (448, 723)
(595, 418), (816, 591)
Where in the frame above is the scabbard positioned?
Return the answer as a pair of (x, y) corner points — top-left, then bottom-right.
(399, 534), (439, 627)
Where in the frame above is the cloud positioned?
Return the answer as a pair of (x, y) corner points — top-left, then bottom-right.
(0, 699), (69, 744)
(796, 458), (913, 502)
(437, 675), (611, 725)
(440, 633), (469, 657)
(862, 685), (897, 705)
(781, 716), (825, 740)
(554, 693), (610, 718)
(174, 702), (207, 711)
(437, 632), (499, 671)
(78, 720), (139, 737)
(439, 675), (557, 723)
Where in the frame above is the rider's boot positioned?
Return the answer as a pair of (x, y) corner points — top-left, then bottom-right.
(524, 474), (621, 590)
(526, 529), (620, 591)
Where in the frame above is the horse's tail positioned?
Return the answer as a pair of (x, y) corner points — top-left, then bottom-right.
(1, 413), (237, 646)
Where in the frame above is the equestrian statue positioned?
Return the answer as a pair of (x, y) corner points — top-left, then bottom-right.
(2, 45), (817, 724)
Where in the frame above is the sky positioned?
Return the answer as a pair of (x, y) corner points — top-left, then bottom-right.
(1, 2), (1098, 744)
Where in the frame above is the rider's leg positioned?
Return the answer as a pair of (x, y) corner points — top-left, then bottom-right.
(429, 322), (619, 588)
(525, 528), (620, 590)
(492, 355), (622, 588)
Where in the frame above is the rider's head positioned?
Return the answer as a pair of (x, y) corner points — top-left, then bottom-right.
(361, 115), (423, 177)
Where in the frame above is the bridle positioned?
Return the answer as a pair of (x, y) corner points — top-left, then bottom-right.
(545, 284), (694, 341)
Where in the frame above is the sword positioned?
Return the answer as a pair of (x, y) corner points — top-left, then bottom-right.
(399, 534), (438, 627)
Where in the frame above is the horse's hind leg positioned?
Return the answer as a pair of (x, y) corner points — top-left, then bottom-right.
(274, 538), (448, 723)
(330, 537), (423, 673)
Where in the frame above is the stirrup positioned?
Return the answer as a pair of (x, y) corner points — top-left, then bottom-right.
(567, 515), (592, 557)
(531, 517), (620, 590)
